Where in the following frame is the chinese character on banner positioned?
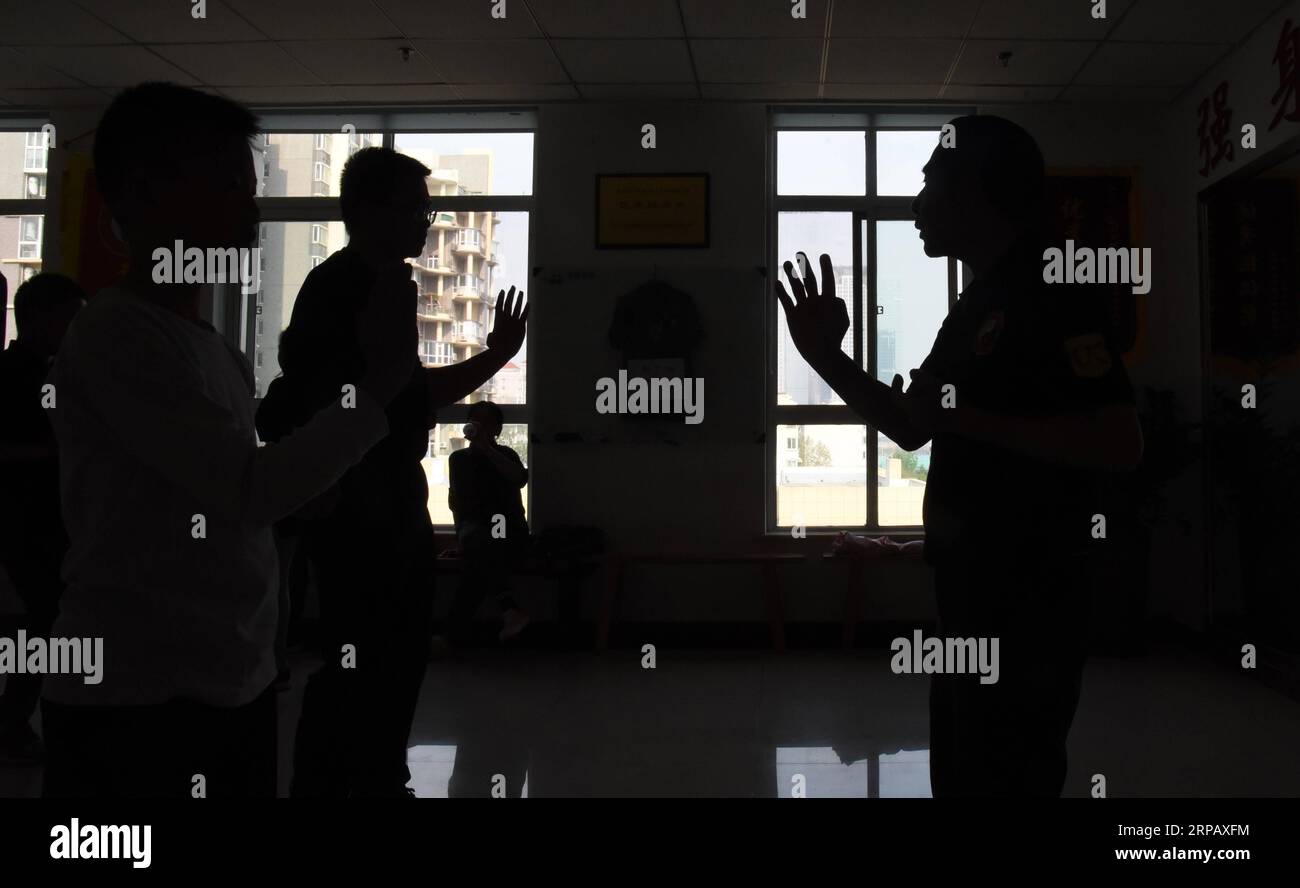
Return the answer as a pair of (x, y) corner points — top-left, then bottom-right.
(1270, 17), (1300, 131)
(1198, 81), (1234, 177)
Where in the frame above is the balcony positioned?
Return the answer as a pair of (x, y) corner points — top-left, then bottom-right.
(431, 212), (457, 229)
(420, 252), (454, 274)
(416, 298), (450, 321)
(450, 274), (484, 299)
(450, 321), (483, 345)
(484, 240), (501, 265)
(453, 229), (483, 254)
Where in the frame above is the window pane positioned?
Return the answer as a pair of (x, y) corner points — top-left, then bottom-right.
(1, 214), (44, 347)
(876, 220), (947, 383)
(415, 210), (528, 405)
(776, 424), (867, 528)
(876, 130), (940, 197)
(874, 220), (946, 527)
(394, 132), (534, 197)
(252, 221), (341, 396)
(777, 131), (865, 196)
(0, 131), (49, 199)
(252, 132), (381, 198)
(777, 212), (853, 405)
(878, 432), (927, 526)
(425, 423), (528, 527)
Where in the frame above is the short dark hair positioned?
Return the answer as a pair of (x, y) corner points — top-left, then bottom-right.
(13, 273), (86, 333)
(934, 115), (1045, 230)
(339, 147), (432, 233)
(467, 400), (504, 428)
(94, 82), (260, 217)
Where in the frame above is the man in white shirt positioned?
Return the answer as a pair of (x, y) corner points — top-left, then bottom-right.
(40, 81), (417, 798)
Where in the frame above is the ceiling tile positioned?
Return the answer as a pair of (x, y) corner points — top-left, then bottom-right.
(530, 0), (683, 38)
(832, 0), (982, 39)
(1110, 0), (1282, 44)
(679, 0), (829, 38)
(453, 83), (580, 100)
(1075, 41), (1229, 86)
(222, 0), (402, 40)
(411, 39), (568, 83)
(579, 83), (699, 99)
(280, 39), (445, 84)
(691, 39), (822, 82)
(971, 0), (1135, 40)
(373, 0), (543, 39)
(821, 83), (943, 100)
(952, 39), (1097, 85)
(218, 85), (346, 105)
(0, 87), (112, 108)
(336, 83), (461, 103)
(72, 0), (265, 42)
(827, 38), (962, 83)
(941, 83), (1062, 101)
(15, 45), (199, 87)
(153, 42), (317, 86)
(552, 39), (695, 83)
(700, 82), (821, 99)
(0, 0), (126, 44)
(1058, 83), (1181, 103)
(0, 48), (82, 88)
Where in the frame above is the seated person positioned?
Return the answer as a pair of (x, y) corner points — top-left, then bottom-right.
(445, 400), (530, 643)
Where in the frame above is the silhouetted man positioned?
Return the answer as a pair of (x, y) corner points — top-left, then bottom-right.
(41, 82), (416, 798)
(0, 273), (84, 763)
(777, 115), (1141, 797)
(256, 147), (527, 797)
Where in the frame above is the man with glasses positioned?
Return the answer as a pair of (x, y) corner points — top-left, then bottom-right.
(257, 147), (528, 797)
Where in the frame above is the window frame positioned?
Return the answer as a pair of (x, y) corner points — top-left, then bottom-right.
(1, 119), (51, 346)
(766, 107), (972, 534)
(235, 109), (537, 528)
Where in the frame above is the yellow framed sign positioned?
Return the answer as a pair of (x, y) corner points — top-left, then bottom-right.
(596, 174), (709, 248)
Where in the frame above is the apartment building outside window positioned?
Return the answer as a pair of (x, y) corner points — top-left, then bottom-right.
(0, 123), (50, 346)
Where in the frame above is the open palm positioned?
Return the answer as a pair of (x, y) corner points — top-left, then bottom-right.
(775, 252), (849, 366)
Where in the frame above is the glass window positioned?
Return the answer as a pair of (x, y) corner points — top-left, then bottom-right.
(775, 212), (853, 406)
(0, 131), (49, 199)
(876, 130), (941, 197)
(775, 424), (868, 528)
(776, 131), (866, 196)
(393, 132), (534, 196)
(251, 132), (381, 198)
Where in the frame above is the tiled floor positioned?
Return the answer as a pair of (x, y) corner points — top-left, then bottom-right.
(4, 641), (1299, 798)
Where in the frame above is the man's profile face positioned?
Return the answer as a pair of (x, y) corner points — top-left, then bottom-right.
(365, 174), (432, 260)
(129, 136), (259, 251)
(912, 148), (966, 260)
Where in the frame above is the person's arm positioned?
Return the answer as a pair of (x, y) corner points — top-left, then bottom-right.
(775, 253), (930, 450)
(426, 286), (529, 411)
(59, 300), (391, 528)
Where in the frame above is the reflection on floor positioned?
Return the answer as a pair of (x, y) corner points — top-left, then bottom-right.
(3, 642), (1299, 798)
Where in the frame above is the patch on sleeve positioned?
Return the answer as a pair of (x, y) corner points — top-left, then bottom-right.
(1064, 333), (1113, 378)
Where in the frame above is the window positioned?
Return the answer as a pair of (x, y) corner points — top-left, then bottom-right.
(235, 113), (535, 528)
(1, 126), (50, 344)
(769, 110), (966, 531)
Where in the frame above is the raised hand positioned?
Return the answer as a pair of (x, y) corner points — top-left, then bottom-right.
(775, 252), (850, 367)
(485, 285), (528, 357)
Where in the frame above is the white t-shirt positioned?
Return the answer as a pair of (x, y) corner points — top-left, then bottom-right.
(44, 287), (389, 707)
